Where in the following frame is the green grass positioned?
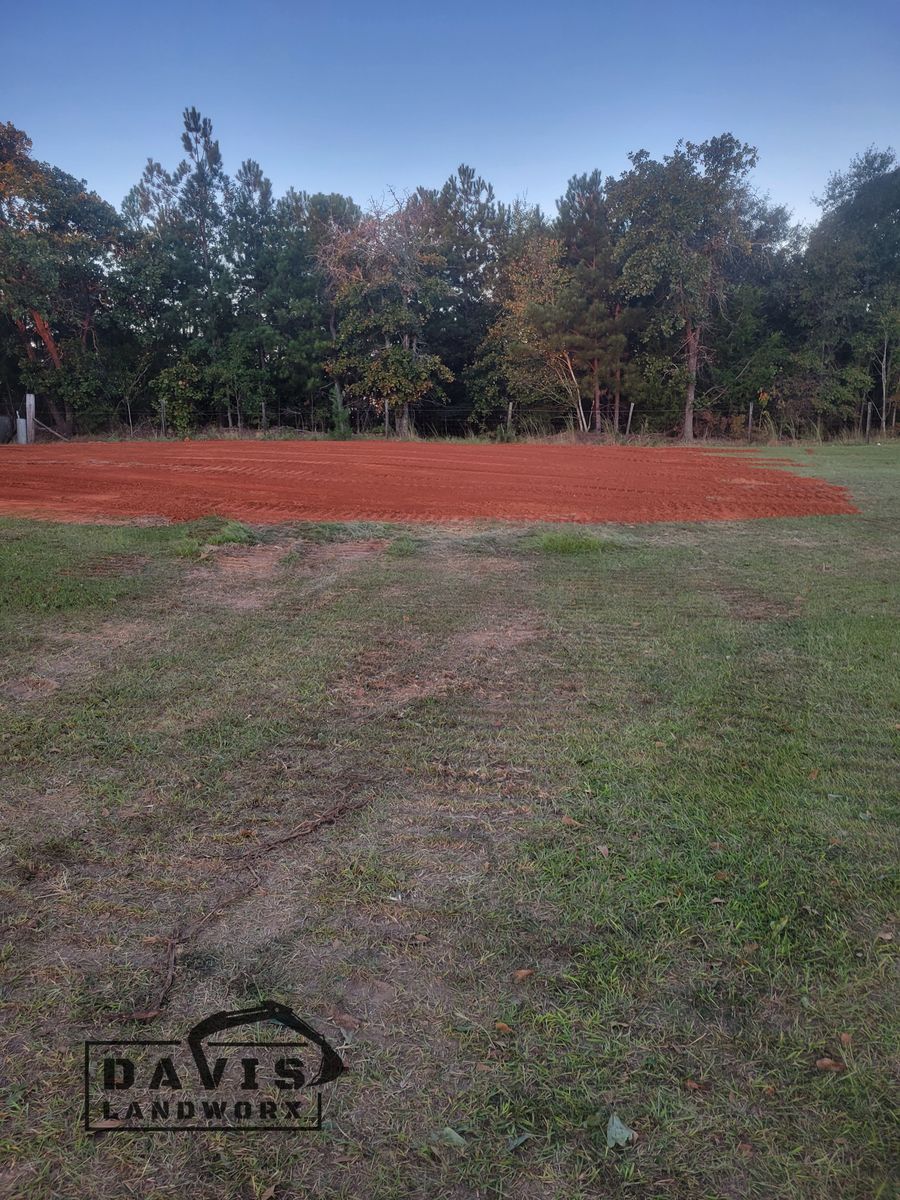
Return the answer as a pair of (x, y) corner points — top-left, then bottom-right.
(0, 515), (258, 622)
(0, 444), (896, 1199)
(530, 529), (611, 555)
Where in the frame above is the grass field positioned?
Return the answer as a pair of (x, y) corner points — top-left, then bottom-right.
(0, 445), (897, 1199)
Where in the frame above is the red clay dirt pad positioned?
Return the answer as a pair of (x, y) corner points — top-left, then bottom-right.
(0, 442), (857, 525)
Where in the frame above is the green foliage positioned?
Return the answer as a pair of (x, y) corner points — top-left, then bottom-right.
(1, 117), (896, 441)
(205, 520), (255, 546)
(0, 521), (150, 619)
(795, 155), (900, 433)
(387, 533), (421, 557)
(319, 197), (455, 431)
(152, 357), (206, 435)
(329, 384), (352, 438)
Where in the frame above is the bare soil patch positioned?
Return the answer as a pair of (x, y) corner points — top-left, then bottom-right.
(333, 616), (539, 713)
(0, 441), (857, 525)
(718, 585), (804, 621)
(189, 543), (289, 611)
(1, 617), (152, 702)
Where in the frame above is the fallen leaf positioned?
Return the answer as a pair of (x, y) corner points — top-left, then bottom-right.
(684, 1078), (707, 1092)
(90, 1117), (126, 1132)
(437, 1126), (467, 1151)
(123, 1009), (163, 1022)
(737, 1141), (754, 1157)
(709, 841), (724, 852)
(260, 1188), (277, 1200)
(815, 1057), (845, 1072)
(809, 768), (819, 781)
(598, 844), (610, 858)
(711, 897), (727, 905)
(875, 929), (894, 941)
(714, 870), (730, 882)
(606, 1112), (636, 1148)
(839, 1032), (852, 1047)
(495, 1021), (514, 1034)
(561, 815), (583, 828)
(512, 969), (534, 982)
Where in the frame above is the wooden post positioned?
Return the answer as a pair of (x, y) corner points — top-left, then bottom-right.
(25, 394), (35, 444)
(625, 402), (635, 437)
(747, 401), (754, 443)
(865, 401), (872, 443)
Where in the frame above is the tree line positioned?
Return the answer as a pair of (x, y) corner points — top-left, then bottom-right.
(1, 112), (897, 441)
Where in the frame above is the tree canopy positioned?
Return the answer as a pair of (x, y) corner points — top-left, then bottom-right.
(1, 113), (896, 440)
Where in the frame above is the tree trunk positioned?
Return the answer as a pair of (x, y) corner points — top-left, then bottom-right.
(683, 322), (699, 442)
(46, 397), (67, 434)
(562, 354), (588, 432)
(30, 310), (63, 370)
(612, 304), (623, 435)
(29, 311), (74, 434)
(880, 333), (889, 433)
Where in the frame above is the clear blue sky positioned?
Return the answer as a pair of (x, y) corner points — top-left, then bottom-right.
(4, 0), (897, 225)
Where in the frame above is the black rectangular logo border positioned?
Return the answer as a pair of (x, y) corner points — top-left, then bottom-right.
(83, 1041), (324, 1132)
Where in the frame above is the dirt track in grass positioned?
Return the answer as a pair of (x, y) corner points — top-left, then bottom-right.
(0, 441), (857, 525)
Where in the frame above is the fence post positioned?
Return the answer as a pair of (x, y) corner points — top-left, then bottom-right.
(25, 393), (35, 444)
(625, 402), (635, 437)
(865, 401), (872, 443)
(747, 401), (754, 443)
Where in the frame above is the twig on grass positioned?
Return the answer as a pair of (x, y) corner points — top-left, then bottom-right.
(215, 796), (370, 862)
(120, 796), (370, 1024)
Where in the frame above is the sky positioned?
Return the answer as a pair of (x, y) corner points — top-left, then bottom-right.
(3, 0), (898, 226)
